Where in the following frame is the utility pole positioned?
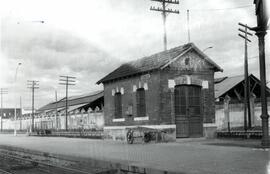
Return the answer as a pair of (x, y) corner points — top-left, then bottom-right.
(252, 0), (270, 147)
(27, 80), (39, 132)
(150, 0), (179, 51)
(19, 96), (22, 130)
(238, 23), (253, 130)
(55, 90), (58, 129)
(0, 88), (8, 132)
(59, 76), (76, 131)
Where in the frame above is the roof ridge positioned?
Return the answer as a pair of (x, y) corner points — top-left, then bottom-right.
(62, 90), (103, 100)
(96, 43), (195, 84)
(37, 90), (104, 111)
(126, 43), (192, 65)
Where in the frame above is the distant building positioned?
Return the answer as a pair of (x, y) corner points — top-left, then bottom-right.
(0, 108), (21, 119)
(2, 91), (104, 131)
(97, 43), (222, 140)
(0, 108), (22, 131)
(21, 107), (36, 115)
(36, 90), (104, 130)
(215, 74), (270, 130)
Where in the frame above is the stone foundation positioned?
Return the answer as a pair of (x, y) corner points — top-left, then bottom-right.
(203, 123), (217, 138)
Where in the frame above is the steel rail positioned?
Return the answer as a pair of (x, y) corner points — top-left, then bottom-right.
(0, 151), (92, 174)
(0, 168), (14, 174)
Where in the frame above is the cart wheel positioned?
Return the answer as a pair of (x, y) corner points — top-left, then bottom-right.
(126, 130), (134, 144)
(144, 132), (151, 143)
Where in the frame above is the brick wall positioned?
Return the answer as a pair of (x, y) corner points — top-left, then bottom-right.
(159, 70), (215, 124)
(103, 50), (217, 127)
(159, 51), (216, 124)
(103, 71), (161, 126)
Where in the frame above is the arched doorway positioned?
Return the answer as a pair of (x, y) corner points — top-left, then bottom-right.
(174, 85), (203, 138)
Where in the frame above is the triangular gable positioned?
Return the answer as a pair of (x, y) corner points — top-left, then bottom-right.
(160, 46), (192, 69)
(161, 43), (223, 72)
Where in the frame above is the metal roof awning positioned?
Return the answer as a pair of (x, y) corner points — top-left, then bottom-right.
(67, 103), (88, 113)
(37, 90), (103, 112)
(44, 109), (55, 113)
(57, 107), (65, 111)
(215, 75), (244, 99)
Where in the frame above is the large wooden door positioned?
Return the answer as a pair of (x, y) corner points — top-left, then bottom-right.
(175, 85), (203, 138)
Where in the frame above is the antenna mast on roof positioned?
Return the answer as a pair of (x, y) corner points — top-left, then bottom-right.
(187, 9), (190, 42)
(150, 0), (180, 51)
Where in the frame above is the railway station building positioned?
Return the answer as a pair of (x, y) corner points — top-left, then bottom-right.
(97, 43), (223, 141)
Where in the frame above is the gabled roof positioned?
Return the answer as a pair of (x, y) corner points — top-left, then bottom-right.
(38, 90), (103, 112)
(97, 43), (222, 84)
(214, 77), (228, 84)
(214, 74), (270, 99)
(215, 75), (244, 99)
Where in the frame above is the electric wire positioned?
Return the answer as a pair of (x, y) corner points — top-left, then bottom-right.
(186, 5), (253, 12)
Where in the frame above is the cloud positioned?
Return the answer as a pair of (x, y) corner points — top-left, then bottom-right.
(2, 20), (121, 73)
(1, 0), (269, 108)
(1, 18), (122, 108)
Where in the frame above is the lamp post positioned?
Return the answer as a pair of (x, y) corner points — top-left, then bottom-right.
(252, 0), (269, 147)
(202, 46), (213, 52)
(14, 62), (22, 136)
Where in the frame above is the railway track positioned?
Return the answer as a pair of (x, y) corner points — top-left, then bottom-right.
(0, 168), (13, 174)
(0, 148), (117, 174)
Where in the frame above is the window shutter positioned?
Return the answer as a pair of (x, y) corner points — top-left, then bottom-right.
(136, 88), (146, 117)
(114, 92), (122, 118)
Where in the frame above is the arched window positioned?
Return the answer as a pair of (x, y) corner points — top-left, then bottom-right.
(114, 92), (122, 118)
(136, 88), (146, 117)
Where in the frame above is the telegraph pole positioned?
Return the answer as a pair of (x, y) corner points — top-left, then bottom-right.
(238, 23), (253, 130)
(59, 76), (76, 130)
(27, 80), (39, 132)
(0, 88), (8, 131)
(55, 90), (58, 129)
(252, 0), (270, 147)
(19, 96), (22, 130)
(150, 0), (179, 51)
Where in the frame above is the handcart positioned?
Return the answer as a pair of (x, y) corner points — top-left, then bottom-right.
(126, 126), (164, 144)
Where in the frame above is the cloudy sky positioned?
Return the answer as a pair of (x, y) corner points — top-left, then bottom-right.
(0, 0), (269, 109)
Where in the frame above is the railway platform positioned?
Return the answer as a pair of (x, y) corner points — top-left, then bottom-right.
(0, 134), (269, 174)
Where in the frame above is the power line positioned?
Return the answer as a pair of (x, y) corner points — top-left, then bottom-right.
(59, 75), (76, 130)
(249, 55), (270, 59)
(187, 5), (253, 12)
(184, 4), (253, 44)
(27, 80), (39, 132)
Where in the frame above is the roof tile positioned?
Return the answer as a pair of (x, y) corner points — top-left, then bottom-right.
(97, 43), (222, 84)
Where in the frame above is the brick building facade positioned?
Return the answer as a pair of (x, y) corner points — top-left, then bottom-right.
(97, 43), (222, 140)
